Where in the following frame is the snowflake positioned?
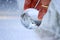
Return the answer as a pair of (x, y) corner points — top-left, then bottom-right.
(9, 1), (12, 4)
(2, 4), (5, 7)
(6, 0), (9, 2)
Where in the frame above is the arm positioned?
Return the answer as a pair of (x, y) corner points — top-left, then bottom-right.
(41, 0), (51, 6)
(38, 0), (51, 20)
(24, 0), (32, 10)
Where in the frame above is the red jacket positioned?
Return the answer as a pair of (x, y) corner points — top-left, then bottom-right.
(24, 0), (51, 20)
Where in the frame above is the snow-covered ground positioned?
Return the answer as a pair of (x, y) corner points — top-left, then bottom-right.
(0, 19), (40, 40)
(0, 0), (41, 40)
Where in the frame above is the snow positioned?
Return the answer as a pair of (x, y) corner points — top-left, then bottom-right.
(38, 1), (60, 40)
(0, 0), (60, 40)
(0, 19), (40, 40)
(52, 0), (60, 14)
(0, 0), (41, 40)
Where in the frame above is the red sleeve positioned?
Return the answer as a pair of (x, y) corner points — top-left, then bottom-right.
(24, 0), (32, 10)
(41, 0), (51, 6)
(38, 7), (47, 20)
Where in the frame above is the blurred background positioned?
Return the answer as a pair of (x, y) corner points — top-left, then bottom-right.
(0, 0), (40, 40)
(0, 0), (18, 16)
